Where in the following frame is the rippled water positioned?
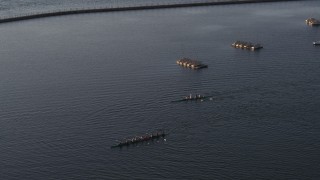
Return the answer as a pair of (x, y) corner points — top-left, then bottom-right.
(1, 0), (320, 179)
(0, 0), (217, 17)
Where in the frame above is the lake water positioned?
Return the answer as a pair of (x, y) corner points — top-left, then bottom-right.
(1, 0), (320, 179)
(0, 0), (216, 17)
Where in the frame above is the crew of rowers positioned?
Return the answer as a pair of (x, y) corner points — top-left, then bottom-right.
(184, 94), (205, 100)
(114, 130), (166, 147)
(306, 18), (320, 26)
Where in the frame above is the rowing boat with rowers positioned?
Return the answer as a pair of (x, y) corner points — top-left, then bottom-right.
(111, 130), (167, 148)
(171, 94), (212, 103)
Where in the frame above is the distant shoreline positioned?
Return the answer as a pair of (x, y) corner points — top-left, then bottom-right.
(0, 0), (300, 24)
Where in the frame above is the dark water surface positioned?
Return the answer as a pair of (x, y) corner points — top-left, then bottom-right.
(1, 1), (320, 179)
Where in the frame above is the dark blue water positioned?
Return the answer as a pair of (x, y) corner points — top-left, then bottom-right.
(1, 1), (320, 179)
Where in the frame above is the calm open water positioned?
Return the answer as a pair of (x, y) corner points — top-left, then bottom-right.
(1, 0), (320, 179)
